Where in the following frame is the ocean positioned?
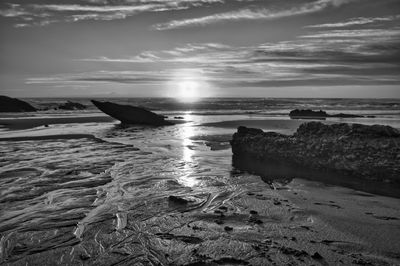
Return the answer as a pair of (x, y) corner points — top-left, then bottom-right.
(1, 98), (399, 265)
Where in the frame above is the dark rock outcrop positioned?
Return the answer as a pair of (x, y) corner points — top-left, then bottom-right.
(58, 101), (86, 110)
(0, 95), (37, 112)
(231, 122), (400, 184)
(289, 109), (328, 118)
(289, 109), (364, 119)
(91, 100), (173, 126)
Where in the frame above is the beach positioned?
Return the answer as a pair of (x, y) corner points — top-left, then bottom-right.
(2, 0), (400, 263)
(0, 98), (399, 265)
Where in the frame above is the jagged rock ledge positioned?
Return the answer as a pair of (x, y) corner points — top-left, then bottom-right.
(231, 122), (400, 184)
(58, 101), (86, 110)
(289, 109), (375, 119)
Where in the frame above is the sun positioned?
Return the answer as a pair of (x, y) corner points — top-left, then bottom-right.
(166, 69), (213, 101)
(177, 81), (200, 102)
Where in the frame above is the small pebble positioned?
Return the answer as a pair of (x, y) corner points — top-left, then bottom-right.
(79, 254), (91, 261)
(311, 252), (323, 260)
(224, 226), (233, 231)
(218, 206), (228, 211)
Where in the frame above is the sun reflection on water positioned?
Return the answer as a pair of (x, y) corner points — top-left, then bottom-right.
(178, 113), (199, 187)
(182, 119), (194, 162)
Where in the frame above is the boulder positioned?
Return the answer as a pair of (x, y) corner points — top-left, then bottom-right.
(91, 100), (173, 126)
(0, 95), (37, 112)
(231, 122), (400, 184)
(58, 101), (86, 110)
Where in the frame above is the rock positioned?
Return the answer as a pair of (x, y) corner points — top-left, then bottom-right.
(237, 126), (264, 135)
(218, 206), (228, 211)
(79, 253), (91, 261)
(289, 109), (364, 119)
(296, 122), (400, 138)
(58, 101), (86, 110)
(231, 122), (400, 184)
(168, 195), (191, 205)
(91, 100), (173, 126)
(311, 252), (323, 260)
(330, 113), (363, 118)
(289, 109), (327, 118)
(0, 95), (37, 112)
(280, 247), (308, 258)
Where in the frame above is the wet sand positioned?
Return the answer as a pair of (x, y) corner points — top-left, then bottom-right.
(0, 116), (115, 130)
(279, 178), (400, 257)
(0, 134), (101, 142)
(1, 116), (399, 265)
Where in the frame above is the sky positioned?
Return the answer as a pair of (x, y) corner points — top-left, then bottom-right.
(0, 0), (399, 98)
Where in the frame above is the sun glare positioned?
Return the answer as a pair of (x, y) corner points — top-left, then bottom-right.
(166, 69), (213, 102)
(177, 81), (200, 102)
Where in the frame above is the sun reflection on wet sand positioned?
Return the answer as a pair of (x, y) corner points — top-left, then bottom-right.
(178, 113), (200, 187)
(182, 120), (195, 162)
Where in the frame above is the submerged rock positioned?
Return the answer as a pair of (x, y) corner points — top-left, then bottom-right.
(91, 100), (173, 126)
(58, 101), (86, 110)
(0, 95), (37, 112)
(231, 122), (400, 183)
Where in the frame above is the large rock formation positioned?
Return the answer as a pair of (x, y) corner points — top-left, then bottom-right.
(91, 100), (173, 126)
(289, 109), (364, 119)
(0, 95), (37, 112)
(231, 122), (400, 184)
(289, 109), (328, 118)
(58, 101), (86, 110)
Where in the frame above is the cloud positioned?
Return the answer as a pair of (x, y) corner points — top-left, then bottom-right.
(25, 69), (208, 86)
(0, 0), (224, 26)
(305, 15), (400, 28)
(20, 0), (400, 89)
(153, 0), (354, 30)
(1, 0), (355, 28)
(79, 43), (243, 63)
(300, 28), (400, 38)
(34, 27), (400, 88)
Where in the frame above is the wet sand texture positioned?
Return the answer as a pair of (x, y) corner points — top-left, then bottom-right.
(0, 116), (115, 130)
